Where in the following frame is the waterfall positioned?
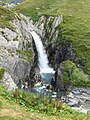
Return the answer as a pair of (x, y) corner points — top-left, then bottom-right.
(30, 31), (55, 74)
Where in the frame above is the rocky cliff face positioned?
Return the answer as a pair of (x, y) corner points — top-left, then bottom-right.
(0, 14), (33, 89)
(0, 13), (89, 90)
(0, 13), (63, 90)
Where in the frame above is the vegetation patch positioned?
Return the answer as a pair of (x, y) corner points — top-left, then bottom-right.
(0, 68), (5, 80)
(0, 86), (89, 120)
(63, 60), (90, 88)
(16, 49), (32, 62)
(13, 0), (57, 22)
(0, 6), (15, 30)
(56, 16), (90, 74)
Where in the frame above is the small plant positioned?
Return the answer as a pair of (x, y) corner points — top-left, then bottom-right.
(0, 68), (5, 80)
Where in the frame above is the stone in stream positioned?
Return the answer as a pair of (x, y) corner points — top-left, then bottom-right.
(72, 88), (81, 95)
(68, 98), (80, 107)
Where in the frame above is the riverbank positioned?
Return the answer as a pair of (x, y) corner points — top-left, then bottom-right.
(0, 86), (90, 120)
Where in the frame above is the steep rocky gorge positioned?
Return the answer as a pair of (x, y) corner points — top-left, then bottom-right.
(0, 13), (90, 91)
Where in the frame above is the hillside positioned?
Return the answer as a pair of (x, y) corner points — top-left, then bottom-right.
(0, 6), (15, 28)
(0, 96), (62, 120)
(0, 0), (90, 93)
(0, 0), (90, 119)
(13, 0), (90, 75)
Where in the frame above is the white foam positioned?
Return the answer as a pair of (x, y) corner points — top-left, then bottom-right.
(30, 31), (55, 74)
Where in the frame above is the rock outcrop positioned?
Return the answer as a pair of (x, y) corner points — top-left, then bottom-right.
(0, 13), (89, 91)
(0, 14), (33, 89)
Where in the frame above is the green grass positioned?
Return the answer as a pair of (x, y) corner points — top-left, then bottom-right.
(13, 0), (90, 24)
(63, 60), (90, 88)
(16, 45), (32, 62)
(13, 0), (90, 74)
(56, 16), (90, 74)
(13, 0), (57, 22)
(0, 86), (89, 120)
(16, 49), (32, 62)
(0, 6), (15, 30)
(1, 0), (13, 3)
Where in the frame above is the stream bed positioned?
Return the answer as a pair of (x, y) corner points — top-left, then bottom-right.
(60, 88), (90, 113)
(31, 84), (90, 113)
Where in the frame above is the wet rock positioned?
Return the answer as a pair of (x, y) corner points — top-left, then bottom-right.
(68, 98), (80, 107)
(68, 102), (80, 107)
(71, 107), (88, 113)
(72, 89), (81, 95)
(67, 92), (75, 98)
(80, 88), (90, 94)
(64, 88), (90, 113)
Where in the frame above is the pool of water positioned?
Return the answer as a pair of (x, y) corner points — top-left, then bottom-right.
(40, 73), (55, 84)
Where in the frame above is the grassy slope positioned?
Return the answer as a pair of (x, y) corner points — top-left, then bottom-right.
(14, 0), (90, 74)
(0, 96), (60, 120)
(0, 6), (15, 29)
(63, 60), (90, 88)
(1, 0), (12, 3)
(0, 86), (89, 120)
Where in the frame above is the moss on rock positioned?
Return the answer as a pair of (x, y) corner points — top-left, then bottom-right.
(63, 60), (90, 88)
(16, 49), (32, 62)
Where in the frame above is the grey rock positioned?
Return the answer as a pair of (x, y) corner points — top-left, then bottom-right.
(0, 14), (33, 90)
(3, 28), (17, 41)
(80, 88), (90, 94)
(65, 88), (90, 112)
(13, 59), (30, 83)
(68, 102), (80, 107)
(72, 89), (81, 95)
(1, 71), (17, 90)
(67, 92), (75, 98)
(87, 110), (90, 114)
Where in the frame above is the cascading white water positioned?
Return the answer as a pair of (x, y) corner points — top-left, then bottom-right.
(30, 31), (55, 74)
